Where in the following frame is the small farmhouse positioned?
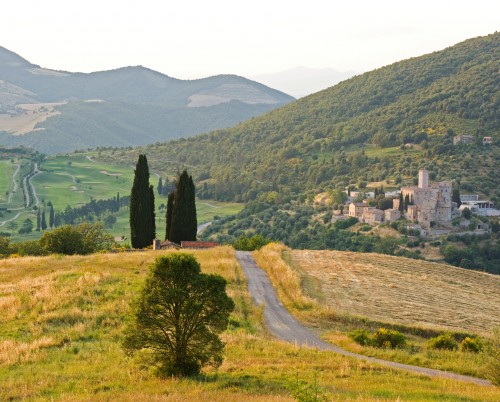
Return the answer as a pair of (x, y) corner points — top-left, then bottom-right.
(362, 208), (385, 224)
(453, 135), (474, 145)
(348, 203), (369, 218)
(385, 208), (401, 222)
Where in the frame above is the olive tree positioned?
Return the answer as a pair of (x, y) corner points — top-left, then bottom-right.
(123, 253), (234, 377)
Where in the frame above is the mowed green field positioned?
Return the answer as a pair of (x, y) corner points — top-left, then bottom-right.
(1, 154), (243, 243)
(34, 156), (135, 209)
(0, 160), (13, 204)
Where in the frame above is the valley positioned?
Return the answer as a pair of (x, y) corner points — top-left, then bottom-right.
(0, 0), (499, 396)
(0, 151), (242, 242)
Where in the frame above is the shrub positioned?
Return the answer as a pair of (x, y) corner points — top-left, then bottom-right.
(428, 333), (458, 350)
(460, 336), (483, 353)
(349, 329), (372, 346)
(372, 328), (406, 348)
(232, 234), (271, 251)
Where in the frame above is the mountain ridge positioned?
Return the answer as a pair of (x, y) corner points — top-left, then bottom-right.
(0, 46), (294, 153)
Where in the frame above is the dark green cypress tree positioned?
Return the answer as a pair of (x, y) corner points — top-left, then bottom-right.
(165, 191), (174, 241)
(398, 192), (404, 212)
(130, 155), (156, 248)
(36, 208), (41, 232)
(116, 192), (120, 212)
(169, 170), (197, 244)
(48, 202), (55, 229)
(157, 177), (163, 195)
(41, 209), (47, 231)
(188, 175), (197, 237)
(404, 194), (410, 211)
(149, 185), (156, 238)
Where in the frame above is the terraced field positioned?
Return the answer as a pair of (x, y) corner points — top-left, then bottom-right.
(288, 250), (500, 334)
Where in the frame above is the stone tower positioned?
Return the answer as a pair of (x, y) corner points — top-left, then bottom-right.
(418, 169), (429, 189)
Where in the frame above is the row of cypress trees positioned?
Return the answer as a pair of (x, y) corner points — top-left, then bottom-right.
(129, 154), (197, 249)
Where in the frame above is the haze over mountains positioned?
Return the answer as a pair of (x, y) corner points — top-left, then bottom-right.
(0, 46), (294, 154)
(252, 66), (357, 98)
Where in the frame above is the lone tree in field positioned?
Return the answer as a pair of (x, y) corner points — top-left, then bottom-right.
(130, 154), (156, 248)
(123, 253), (234, 377)
(167, 170), (197, 243)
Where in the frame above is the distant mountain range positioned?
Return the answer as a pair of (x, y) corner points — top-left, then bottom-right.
(252, 66), (357, 98)
(0, 47), (294, 153)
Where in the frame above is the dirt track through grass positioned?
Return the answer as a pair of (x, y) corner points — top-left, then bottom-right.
(289, 250), (500, 334)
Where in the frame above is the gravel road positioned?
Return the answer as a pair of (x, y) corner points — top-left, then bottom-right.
(235, 251), (491, 386)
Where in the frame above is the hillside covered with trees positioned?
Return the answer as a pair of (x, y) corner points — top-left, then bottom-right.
(97, 32), (499, 204)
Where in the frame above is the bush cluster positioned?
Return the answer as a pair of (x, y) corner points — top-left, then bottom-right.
(232, 234), (271, 251)
(427, 333), (484, 353)
(349, 328), (406, 349)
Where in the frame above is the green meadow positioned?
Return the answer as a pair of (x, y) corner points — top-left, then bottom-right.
(1, 154), (243, 243)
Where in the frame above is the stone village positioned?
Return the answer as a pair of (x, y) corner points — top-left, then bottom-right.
(339, 169), (498, 237)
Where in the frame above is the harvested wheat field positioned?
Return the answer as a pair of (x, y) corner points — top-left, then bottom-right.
(289, 250), (500, 334)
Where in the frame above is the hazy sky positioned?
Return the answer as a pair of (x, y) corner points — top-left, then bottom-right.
(1, 0), (498, 79)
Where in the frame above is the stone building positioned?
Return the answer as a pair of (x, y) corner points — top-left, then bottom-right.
(348, 203), (369, 218)
(400, 169), (452, 228)
(362, 208), (385, 224)
(385, 208), (401, 222)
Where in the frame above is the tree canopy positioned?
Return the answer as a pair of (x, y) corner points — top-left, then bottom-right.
(123, 253), (234, 377)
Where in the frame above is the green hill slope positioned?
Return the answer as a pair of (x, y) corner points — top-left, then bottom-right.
(100, 32), (498, 202)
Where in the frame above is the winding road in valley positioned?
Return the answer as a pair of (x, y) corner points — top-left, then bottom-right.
(6, 163), (20, 204)
(235, 251), (492, 386)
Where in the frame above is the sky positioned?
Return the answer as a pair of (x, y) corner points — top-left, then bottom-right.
(1, 0), (498, 79)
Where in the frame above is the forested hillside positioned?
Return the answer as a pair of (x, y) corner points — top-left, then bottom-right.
(96, 33), (499, 203)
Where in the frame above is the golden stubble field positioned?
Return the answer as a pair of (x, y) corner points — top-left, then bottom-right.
(288, 249), (500, 335)
(1, 246), (499, 401)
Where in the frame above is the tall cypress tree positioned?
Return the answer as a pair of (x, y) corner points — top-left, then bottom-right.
(165, 191), (174, 240)
(149, 185), (156, 239)
(398, 192), (404, 212)
(41, 209), (47, 231)
(130, 154), (155, 248)
(48, 201), (55, 229)
(36, 208), (41, 232)
(188, 175), (197, 237)
(169, 170), (197, 244)
(157, 177), (163, 195)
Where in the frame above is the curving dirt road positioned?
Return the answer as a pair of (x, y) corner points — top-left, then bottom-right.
(235, 251), (491, 386)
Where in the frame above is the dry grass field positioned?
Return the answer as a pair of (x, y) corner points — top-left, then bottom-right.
(1, 247), (499, 400)
(0, 103), (63, 135)
(253, 243), (500, 381)
(288, 249), (500, 335)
